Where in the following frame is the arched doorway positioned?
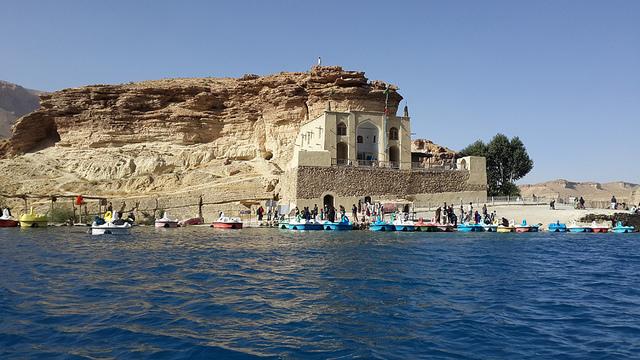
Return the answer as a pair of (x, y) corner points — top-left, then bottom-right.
(323, 194), (334, 209)
(356, 121), (379, 165)
(389, 145), (399, 168)
(336, 142), (348, 165)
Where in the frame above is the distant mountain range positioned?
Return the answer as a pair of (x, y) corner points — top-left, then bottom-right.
(520, 179), (639, 203)
(0, 80), (43, 138)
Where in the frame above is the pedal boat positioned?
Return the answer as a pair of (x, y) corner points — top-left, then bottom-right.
(612, 221), (635, 233)
(590, 221), (610, 233)
(324, 218), (353, 231)
(212, 216), (243, 229)
(414, 219), (441, 232)
(286, 219), (324, 231)
(19, 208), (48, 228)
(91, 221), (132, 235)
(547, 222), (567, 232)
(0, 209), (19, 227)
(567, 223), (592, 233)
(497, 225), (515, 233)
(369, 220), (395, 232)
(155, 212), (180, 228)
(457, 223), (485, 232)
(392, 219), (416, 232)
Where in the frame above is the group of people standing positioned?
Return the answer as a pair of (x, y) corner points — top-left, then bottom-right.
(435, 202), (496, 226)
(294, 204), (347, 223)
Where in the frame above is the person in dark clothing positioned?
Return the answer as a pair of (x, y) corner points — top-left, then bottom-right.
(550, 199), (556, 210)
(352, 204), (358, 222)
(579, 197), (585, 209)
(435, 207), (442, 224)
(313, 204), (318, 218)
(327, 207), (335, 222)
(257, 206), (265, 221)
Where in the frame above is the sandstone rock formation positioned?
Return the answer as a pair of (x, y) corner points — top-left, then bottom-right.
(0, 66), (403, 217)
(411, 139), (456, 165)
(0, 81), (42, 138)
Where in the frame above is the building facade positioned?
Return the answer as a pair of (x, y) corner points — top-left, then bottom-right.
(281, 105), (488, 211)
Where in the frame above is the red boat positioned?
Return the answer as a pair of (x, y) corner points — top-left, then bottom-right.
(0, 209), (19, 227)
(179, 217), (203, 226)
(590, 222), (609, 233)
(211, 216), (243, 229)
(0, 219), (19, 227)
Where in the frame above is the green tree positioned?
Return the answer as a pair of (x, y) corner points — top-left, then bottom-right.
(459, 133), (533, 196)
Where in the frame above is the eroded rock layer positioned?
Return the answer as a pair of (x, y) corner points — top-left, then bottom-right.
(0, 66), (402, 216)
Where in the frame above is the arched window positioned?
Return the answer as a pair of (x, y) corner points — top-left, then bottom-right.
(389, 127), (399, 140)
(336, 122), (347, 136)
(357, 135), (363, 144)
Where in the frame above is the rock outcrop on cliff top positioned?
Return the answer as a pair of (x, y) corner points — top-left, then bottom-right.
(0, 66), (402, 215)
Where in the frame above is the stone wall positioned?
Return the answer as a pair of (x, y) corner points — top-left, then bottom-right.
(296, 166), (486, 199)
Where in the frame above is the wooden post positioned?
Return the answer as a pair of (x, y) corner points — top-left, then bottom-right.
(72, 198), (77, 224)
(154, 198), (159, 219)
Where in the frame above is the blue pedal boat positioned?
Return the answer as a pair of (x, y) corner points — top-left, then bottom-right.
(286, 221), (324, 231)
(548, 222), (567, 232)
(324, 220), (353, 231)
(457, 223), (485, 232)
(612, 221), (635, 233)
(369, 220), (395, 232)
(392, 220), (416, 232)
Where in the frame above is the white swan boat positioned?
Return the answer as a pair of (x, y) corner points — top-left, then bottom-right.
(91, 221), (132, 235)
(155, 212), (179, 228)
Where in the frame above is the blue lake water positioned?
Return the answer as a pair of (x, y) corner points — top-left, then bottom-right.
(1, 227), (639, 359)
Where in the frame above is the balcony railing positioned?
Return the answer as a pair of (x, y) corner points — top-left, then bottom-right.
(411, 161), (457, 171)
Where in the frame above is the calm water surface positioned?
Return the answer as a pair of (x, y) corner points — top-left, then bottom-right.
(1, 227), (639, 359)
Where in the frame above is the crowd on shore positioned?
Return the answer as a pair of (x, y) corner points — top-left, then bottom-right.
(254, 200), (504, 228)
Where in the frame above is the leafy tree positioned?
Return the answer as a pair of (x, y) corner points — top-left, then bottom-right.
(459, 134), (533, 196)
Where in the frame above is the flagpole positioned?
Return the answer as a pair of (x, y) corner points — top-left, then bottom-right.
(383, 85), (389, 165)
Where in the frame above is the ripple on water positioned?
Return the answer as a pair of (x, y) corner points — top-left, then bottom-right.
(1, 228), (639, 359)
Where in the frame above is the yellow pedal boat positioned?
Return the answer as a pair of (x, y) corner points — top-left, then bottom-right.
(497, 225), (515, 233)
(19, 208), (48, 228)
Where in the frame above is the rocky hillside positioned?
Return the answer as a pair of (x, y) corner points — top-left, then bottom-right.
(0, 66), (402, 217)
(411, 139), (456, 164)
(0, 81), (42, 138)
(520, 179), (639, 203)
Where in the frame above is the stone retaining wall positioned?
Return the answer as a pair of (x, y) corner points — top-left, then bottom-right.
(296, 166), (486, 199)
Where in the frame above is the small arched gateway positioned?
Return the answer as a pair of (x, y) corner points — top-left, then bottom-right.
(323, 194), (334, 209)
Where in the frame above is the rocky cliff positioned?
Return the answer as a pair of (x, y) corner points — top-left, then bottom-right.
(0, 81), (42, 138)
(0, 66), (402, 217)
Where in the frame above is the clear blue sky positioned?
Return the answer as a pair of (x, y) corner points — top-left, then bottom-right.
(2, 0), (639, 183)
